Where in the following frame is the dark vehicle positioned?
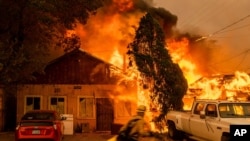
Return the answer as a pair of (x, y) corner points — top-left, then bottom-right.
(15, 110), (66, 141)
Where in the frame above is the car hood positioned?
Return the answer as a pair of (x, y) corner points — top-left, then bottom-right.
(220, 118), (250, 125)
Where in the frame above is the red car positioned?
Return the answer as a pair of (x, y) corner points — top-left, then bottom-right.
(15, 110), (66, 141)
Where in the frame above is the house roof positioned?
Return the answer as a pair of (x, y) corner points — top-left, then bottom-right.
(47, 48), (113, 67)
(30, 48), (122, 84)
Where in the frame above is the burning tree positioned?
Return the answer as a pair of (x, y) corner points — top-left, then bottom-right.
(127, 13), (188, 118)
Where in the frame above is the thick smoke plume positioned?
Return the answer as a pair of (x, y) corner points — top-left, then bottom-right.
(73, 0), (214, 76)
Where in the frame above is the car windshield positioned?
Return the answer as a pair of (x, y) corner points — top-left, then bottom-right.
(21, 112), (55, 120)
(219, 103), (250, 118)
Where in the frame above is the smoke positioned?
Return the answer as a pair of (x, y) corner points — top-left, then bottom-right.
(154, 0), (250, 74)
(73, 0), (178, 68)
(71, 0), (219, 77)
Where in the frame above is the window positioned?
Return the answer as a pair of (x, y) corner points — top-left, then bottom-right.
(193, 102), (205, 114)
(78, 97), (94, 118)
(25, 96), (41, 112)
(219, 103), (250, 118)
(205, 104), (218, 117)
(49, 97), (65, 115)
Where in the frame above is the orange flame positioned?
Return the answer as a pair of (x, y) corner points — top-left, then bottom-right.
(70, 0), (250, 129)
(167, 38), (201, 85)
(167, 38), (250, 110)
(113, 0), (134, 12)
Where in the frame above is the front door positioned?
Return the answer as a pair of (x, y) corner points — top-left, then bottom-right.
(96, 98), (114, 131)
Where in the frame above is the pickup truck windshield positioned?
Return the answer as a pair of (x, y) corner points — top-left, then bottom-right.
(219, 103), (250, 118)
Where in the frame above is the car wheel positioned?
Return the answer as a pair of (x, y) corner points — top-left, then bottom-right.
(167, 121), (183, 140)
(221, 133), (230, 141)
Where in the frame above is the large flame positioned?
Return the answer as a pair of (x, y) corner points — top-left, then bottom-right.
(167, 38), (201, 85)
(73, 0), (156, 123)
(70, 0), (250, 130)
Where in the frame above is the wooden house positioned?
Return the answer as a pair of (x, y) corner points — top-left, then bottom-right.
(16, 48), (137, 133)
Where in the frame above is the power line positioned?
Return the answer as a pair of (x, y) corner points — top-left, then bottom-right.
(211, 14), (250, 36)
(195, 14), (250, 41)
(215, 23), (250, 34)
(212, 48), (250, 65)
(178, 1), (230, 29)
(212, 34), (250, 39)
(233, 50), (249, 70)
(191, 1), (234, 29)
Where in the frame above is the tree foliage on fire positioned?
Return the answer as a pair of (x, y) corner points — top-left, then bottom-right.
(0, 0), (104, 84)
(127, 13), (188, 118)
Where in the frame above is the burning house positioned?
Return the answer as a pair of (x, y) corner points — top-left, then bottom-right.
(14, 0), (187, 133)
(13, 0), (250, 133)
(16, 48), (138, 133)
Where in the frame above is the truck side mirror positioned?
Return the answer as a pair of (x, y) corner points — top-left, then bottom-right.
(200, 111), (206, 119)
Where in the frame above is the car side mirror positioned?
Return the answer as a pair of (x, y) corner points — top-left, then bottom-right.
(200, 111), (206, 119)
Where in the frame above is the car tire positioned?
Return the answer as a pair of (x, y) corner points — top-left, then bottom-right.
(221, 133), (230, 141)
(167, 121), (183, 140)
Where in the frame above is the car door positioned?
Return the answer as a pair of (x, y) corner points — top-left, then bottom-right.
(189, 102), (210, 140)
(204, 104), (223, 141)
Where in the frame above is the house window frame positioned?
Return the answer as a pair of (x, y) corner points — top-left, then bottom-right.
(48, 96), (67, 115)
(77, 96), (95, 119)
(24, 95), (42, 114)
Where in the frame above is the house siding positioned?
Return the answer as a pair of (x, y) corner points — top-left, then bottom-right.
(17, 84), (137, 132)
(16, 49), (137, 133)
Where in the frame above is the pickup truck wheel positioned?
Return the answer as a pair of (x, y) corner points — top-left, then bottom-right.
(221, 133), (230, 141)
(168, 122), (183, 140)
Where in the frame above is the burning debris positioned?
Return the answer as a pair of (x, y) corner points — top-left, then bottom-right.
(190, 71), (250, 99)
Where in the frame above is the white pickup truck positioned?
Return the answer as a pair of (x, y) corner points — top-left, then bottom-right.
(166, 99), (250, 141)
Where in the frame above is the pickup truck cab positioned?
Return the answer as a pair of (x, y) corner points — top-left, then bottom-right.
(166, 99), (250, 141)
